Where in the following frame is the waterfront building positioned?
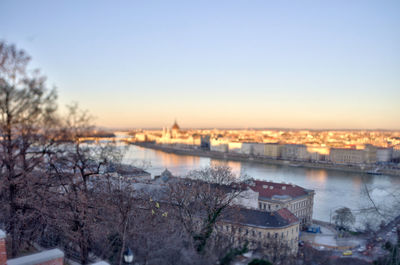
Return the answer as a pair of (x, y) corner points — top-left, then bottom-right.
(228, 142), (243, 153)
(246, 180), (315, 229)
(329, 148), (366, 164)
(210, 143), (229, 153)
(200, 135), (211, 150)
(377, 147), (393, 163)
(152, 173), (301, 254)
(263, 143), (282, 159)
(171, 120), (180, 138)
(281, 144), (308, 161)
(241, 142), (265, 156)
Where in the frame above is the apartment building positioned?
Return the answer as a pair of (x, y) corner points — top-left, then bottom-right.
(329, 148), (366, 164)
(263, 143), (282, 159)
(246, 180), (315, 229)
(216, 207), (300, 254)
(241, 142), (265, 156)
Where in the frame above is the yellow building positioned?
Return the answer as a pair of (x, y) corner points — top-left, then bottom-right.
(329, 148), (366, 164)
(217, 207), (300, 254)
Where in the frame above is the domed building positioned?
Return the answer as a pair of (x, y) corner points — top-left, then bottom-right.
(171, 120), (180, 138)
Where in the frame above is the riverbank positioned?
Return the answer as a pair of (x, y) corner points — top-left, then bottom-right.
(132, 142), (400, 176)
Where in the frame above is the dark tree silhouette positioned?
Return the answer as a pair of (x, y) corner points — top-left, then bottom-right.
(0, 41), (57, 257)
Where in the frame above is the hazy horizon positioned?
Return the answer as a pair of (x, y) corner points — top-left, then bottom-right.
(1, 0), (399, 130)
(102, 124), (400, 132)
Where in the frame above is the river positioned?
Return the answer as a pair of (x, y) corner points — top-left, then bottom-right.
(122, 144), (399, 226)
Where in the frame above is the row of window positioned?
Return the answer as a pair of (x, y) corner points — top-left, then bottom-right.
(294, 208), (310, 218)
(291, 199), (310, 211)
(216, 224), (299, 241)
(258, 198), (312, 213)
(258, 202), (279, 211)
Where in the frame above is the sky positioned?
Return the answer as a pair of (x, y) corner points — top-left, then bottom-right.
(1, 0), (399, 129)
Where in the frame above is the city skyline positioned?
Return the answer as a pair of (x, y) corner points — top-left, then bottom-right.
(1, 0), (399, 130)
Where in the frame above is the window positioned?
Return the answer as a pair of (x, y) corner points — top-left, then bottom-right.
(274, 233), (278, 238)
(267, 232), (270, 238)
(259, 202), (262, 209)
(258, 231), (261, 238)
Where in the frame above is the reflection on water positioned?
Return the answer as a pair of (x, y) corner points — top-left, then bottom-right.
(305, 170), (328, 185)
(123, 145), (399, 225)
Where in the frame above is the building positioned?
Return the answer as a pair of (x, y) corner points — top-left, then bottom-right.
(217, 207), (300, 254)
(264, 143), (282, 159)
(241, 143), (265, 156)
(376, 147), (393, 163)
(146, 171), (309, 255)
(106, 163), (151, 179)
(246, 180), (315, 228)
(200, 135), (211, 150)
(171, 120), (180, 138)
(1, 230), (64, 265)
(329, 148), (366, 164)
(281, 144), (308, 161)
(210, 143), (229, 153)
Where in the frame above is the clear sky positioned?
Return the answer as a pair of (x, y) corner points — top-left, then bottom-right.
(1, 0), (399, 129)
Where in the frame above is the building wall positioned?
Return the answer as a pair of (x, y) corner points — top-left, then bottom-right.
(228, 142), (243, 153)
(297, 145), (311, 161)
(210, 143), (229, 153)
(281, 144), (307, 160)
(264, 143), (281, 159)
(0, 231), (64, 265)
(241, 143), (254, 155)
(0, 232), (6, 265)
(377, 148), (393, 162)
(258, 193), (314, 228)
(217, 222), (300, 254)
(364, 145), (378, 164)
(329, 148), (366, 164)
(252, 143), (265, 156)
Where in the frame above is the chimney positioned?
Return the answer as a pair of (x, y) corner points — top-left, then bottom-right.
(270, 186), (274, 190)
(262, 185), (268, 189)
(0, 230), (6, 265)
(282, 186), (286, 190)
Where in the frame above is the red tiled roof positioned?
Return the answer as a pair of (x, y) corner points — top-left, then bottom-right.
(277, 208), (299, 225)
(247, 180), (310, 199)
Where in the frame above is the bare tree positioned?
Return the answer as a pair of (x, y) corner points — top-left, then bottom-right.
(0, 41), (57, 256)
(44, 104), (122, 264)
(166, 165), (248, 260)
(332, 207), (355, 230)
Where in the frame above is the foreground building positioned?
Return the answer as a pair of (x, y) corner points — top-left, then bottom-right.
(0, 230), (64, 265)
(217, 207), (300, 254)
(245, 180), (315, 229)
(152, 170), (312, 254)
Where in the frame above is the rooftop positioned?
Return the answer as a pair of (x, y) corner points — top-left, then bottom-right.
(247, 180), (313, 200)
(223, 207), (299, 229)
